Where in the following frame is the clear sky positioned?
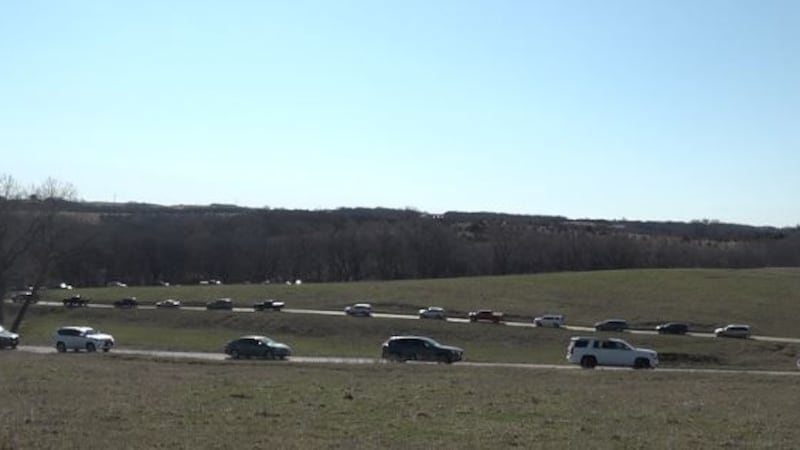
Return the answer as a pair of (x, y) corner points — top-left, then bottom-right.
(1, 1), (798, 226)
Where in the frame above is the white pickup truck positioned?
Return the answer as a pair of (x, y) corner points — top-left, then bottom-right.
(567, 336), (658, 369)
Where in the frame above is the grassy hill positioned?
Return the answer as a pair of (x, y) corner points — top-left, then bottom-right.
(39, 267), (800, 336)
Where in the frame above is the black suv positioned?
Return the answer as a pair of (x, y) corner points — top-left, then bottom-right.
(655, 322), (689, 335)
(381, 336), (464, 364)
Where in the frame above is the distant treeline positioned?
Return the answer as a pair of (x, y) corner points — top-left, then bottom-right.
(5, 201), (800, 287)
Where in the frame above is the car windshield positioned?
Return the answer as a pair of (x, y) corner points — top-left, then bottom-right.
(0, 326), (5, 333)
(259, 337), (275, 344)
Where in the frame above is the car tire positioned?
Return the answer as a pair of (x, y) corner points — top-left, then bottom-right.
(231, 350), (240, 359)
(580, 355), (597, 369)
(263, 351), (274, 360)
(103, 348), (110, 353)
(86, 342), (97, 352)
(438, 354), (452, 364)
(634, 358), (651, 369)
(56, 342), (67, 353)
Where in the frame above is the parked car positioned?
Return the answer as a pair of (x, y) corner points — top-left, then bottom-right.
(224, 335), (291, 360)
(106, 281), (128, 287)
(113, 297), (139, 309)
(206, 298), (234, 310)
(534, 314), (564, 328)
(715, 324), (751, 338)
(53, 326), (115, 353)
(418, 306), (447, 320)
(253, 299), (285, 312)
(0, 325), (19, 349)
(62, 295), (89, 308)
(156, 299), (181, 309)
(594, 319), (628, 332)
(381, 336), (464, 364)
(656, 322), (689, 335)
(344, 303), (372, 317)
(566, 336), (658, 369)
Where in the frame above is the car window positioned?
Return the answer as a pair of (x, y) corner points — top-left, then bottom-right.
(573, 340), (588, 348)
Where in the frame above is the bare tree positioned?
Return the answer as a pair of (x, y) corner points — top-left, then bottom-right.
(0, 175), (79, 329)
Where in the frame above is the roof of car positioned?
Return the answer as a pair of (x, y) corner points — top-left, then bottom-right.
(353, 303), (371, 308)
(388, 335), (435, 341)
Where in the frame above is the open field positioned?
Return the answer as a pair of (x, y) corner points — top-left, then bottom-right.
(37, 268), (800, 336)
(8, 304), (800, 370)
(2, 351), (799, 449)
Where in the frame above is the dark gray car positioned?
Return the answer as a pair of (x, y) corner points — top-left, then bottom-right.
(594, 319), (629, 332)
(224, 336), (291, 359)
(381, 336), (463, 364)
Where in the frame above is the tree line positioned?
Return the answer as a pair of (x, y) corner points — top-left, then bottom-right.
(2, 191), (798, 298)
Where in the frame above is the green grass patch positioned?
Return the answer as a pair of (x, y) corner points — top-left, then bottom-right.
(38, 267), (800, 337)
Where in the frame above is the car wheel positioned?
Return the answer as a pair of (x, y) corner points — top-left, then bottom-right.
(86, 342), (97, 352)
(231, 350), (240, 360)
(580, 355), (597, 369)
(56, 342), (67, 353)
(634, 358), (651, 369)
(438, 354), (452, 364)
(263, 351), (274, 360)
(102, 348), (110, 353)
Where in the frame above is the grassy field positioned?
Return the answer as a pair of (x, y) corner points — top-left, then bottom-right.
(8, 303), (800, 370)
(2, 351), (799, 449)
(36, 267), (800, 336)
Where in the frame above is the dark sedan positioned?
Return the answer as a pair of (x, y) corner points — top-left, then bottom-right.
(113, 297), (139, 309)
(656, 322), (689, 335)
(594, 319), (629, 332)
(206, 298), (234, 310)
(224, 336), (291, 360)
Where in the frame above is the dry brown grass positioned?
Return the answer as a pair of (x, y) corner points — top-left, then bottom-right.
(2, 352), (799, 449)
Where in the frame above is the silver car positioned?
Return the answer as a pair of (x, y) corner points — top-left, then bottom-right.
(714, 324), (751, 338)
(418, 306), (447, 320)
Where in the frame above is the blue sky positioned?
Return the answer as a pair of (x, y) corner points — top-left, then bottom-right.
(1, 1), (798, 226)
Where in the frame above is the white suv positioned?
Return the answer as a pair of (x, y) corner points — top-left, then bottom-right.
(534, 314), (564, 328)
(566, 336), (658, 369)
(53, 326), (115, 353)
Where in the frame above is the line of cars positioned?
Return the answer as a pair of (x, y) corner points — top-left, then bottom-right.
(593, 319), (752, 339)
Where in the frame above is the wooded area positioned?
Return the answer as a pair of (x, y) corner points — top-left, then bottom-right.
(3, 197), (798, 291)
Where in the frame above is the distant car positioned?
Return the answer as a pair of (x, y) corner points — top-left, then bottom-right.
(156, 299), (182, 309)
(53, 326), (115, 353)
(381, 336), (464, 364)
(206, 298), (234, 310)
(715, 324), (751, 338)
(113, 297), (138, 309)
(567, 336), (658, 369)
(533, 314), (564, 328)
(0, 325), (19, 350)
(224, 335), (291, 360)
(594, 319), (628, 332)
(107, 281), (128, 288)
(11, 291), (38, 304)
(253, 299), (285, 312)
(656, 322), (689, 335)
(62, 295), (89, 308)
(344, 303), (372, 317)
(418, 306), (447, 320)
(468, 309), (504, 323)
